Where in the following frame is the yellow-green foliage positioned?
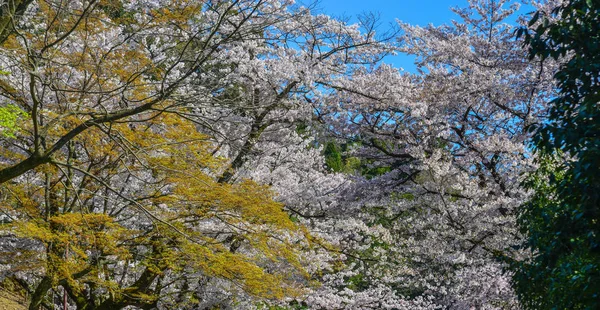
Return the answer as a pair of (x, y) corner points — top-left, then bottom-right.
(0, 1), (312, 307)
(118, 114), (307, 298)
(0, 104), (27, 138)
(1, 112), (308, 307)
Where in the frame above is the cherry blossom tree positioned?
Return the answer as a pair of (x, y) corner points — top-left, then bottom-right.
(279, 0), (557, 308)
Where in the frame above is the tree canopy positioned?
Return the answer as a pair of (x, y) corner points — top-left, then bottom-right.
(0, 0), (592, 309)
(514, 0), (600, 308)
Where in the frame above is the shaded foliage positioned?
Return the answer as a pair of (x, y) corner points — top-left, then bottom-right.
(514, 0), (600, 308)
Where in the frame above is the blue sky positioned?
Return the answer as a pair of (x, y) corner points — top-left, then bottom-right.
(315, 0), (470, 27)
(313, 0), (534, 72)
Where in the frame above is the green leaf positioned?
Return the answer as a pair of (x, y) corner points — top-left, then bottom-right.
(0, 104), (28, 138)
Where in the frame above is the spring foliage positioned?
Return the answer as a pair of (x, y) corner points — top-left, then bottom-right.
(514, 0), (600, 308)
(0, 0), (583, 309)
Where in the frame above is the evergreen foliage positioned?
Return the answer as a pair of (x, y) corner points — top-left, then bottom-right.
(515, 1), (600, 308)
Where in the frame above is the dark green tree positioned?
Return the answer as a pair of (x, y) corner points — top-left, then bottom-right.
(514, 1), (600, 309)
(324, 141), (344, 172)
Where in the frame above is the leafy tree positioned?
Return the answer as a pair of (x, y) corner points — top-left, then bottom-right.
(3, 113), (306, 309)
(514, 0), (600, 308)
(0, 104), (26, 138)
(0, 0), (289, 185)
(323, 142), (344, 172)
(0, 1), (318, 308)
(0, 0), (397, 308)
